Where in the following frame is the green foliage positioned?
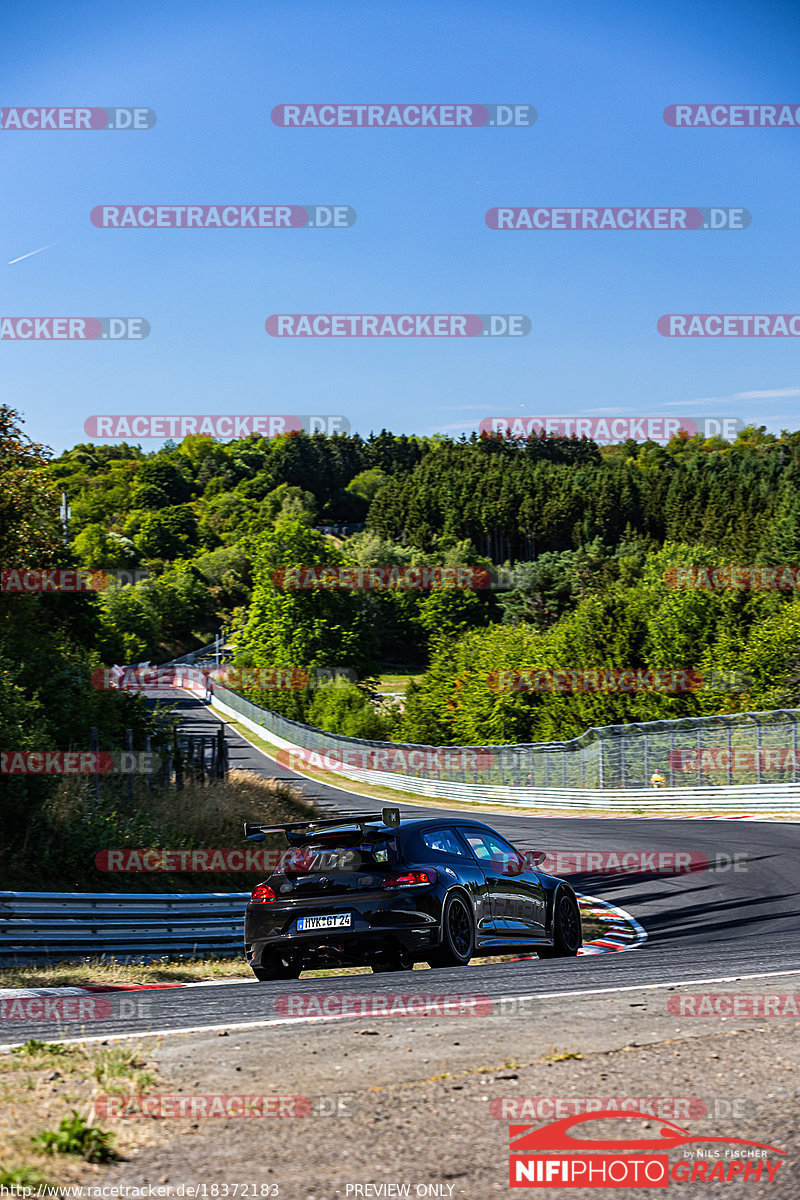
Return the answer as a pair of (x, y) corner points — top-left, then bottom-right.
(306, 680), (401, 739)
(12, 1040), (70, 1056)
(0, 405), (62, 564)
(0, 1167), (50, 1187)
(31, 1112), (117, 1163)
(11, 413), (800, 750)
(72, 523), (138, 569)
(238, 521), (380, 708)
(259, 482), (318, 527)
(95, 585), (161, 662)
(135, 505), (199, 559)
(346, 467), (390, 504)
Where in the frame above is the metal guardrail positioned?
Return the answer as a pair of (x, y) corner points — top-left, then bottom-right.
(0, 892), (249, 964)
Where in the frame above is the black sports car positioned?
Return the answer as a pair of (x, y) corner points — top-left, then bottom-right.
(243, 808), (581, 978)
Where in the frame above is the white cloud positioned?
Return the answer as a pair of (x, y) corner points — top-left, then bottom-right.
(735, 387), (800, 399)
(666, 387), (800, 407)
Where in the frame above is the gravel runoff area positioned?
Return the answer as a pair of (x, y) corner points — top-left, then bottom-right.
(93, 972), (799, 1200)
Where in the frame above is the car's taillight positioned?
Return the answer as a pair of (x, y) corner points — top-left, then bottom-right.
(381, 869), (437, 889)
(250, 884), (277, 903)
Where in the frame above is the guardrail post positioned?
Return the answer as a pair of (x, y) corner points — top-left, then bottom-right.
(727, 723), (733, 788)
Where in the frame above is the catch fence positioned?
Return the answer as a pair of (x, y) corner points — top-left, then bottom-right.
(209, 681), (800, 791)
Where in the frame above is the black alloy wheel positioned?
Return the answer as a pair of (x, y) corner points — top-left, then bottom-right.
(428, 892), (475, 968)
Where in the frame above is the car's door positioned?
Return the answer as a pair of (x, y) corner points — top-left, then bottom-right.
(417, 826), (495, 940)
(459, 827), (547, 939)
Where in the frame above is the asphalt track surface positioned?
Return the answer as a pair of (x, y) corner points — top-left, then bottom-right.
(7, 690), (800, 1044)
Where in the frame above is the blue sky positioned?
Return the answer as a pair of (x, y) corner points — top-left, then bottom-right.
(2, 0), (799, 454)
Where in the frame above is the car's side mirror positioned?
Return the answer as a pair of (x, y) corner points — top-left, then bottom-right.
(526, 850), (546, 867)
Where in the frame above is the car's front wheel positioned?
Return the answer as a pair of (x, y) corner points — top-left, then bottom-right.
(252, 951), (302, 981)
(428, 892), (474, 968)
(538, 890), (582, 958)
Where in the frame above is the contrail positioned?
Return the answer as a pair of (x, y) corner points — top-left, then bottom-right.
(7, 242), (58, 265)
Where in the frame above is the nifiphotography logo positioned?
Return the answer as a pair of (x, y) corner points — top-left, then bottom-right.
(508, 1110), (785, 1188)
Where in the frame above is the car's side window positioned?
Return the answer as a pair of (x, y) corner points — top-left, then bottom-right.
(463, 829), (525, 873)
(422, 828), (468, 857)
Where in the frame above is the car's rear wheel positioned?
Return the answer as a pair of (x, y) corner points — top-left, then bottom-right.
(252, 951), (302, 981)
(428, 892), (474, 968)
(538, 891), (581, 958)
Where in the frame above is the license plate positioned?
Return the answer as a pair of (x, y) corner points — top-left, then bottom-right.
(297, 914), (352, 931)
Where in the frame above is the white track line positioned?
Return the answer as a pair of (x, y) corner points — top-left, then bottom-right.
(3, 967), (800, 1051)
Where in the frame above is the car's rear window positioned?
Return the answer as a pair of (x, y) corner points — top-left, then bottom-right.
(271, 830), (398, 875)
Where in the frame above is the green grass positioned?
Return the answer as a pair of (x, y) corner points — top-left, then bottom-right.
(31, 1112), (117, 1164)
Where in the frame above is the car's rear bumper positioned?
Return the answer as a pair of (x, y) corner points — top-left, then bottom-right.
(244, 890), (442, 967)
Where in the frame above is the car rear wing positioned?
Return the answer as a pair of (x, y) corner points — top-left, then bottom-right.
(244, 807), (401, 842)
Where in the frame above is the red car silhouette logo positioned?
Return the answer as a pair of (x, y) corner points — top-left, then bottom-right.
(510, 1110), (785, 1155)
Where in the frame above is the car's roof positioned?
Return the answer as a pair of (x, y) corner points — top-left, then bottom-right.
(396, 817), (496, 834)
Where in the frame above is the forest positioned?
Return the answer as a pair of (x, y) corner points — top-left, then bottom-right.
(4, 404), (800, 766)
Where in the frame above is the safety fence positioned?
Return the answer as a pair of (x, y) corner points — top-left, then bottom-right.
(209, 680), (800, 795)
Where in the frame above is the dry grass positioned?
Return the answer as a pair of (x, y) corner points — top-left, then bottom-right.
(47, 766), (313, 846)
(5, 768), (318, 893)
(0, 1039), (169, 1188)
